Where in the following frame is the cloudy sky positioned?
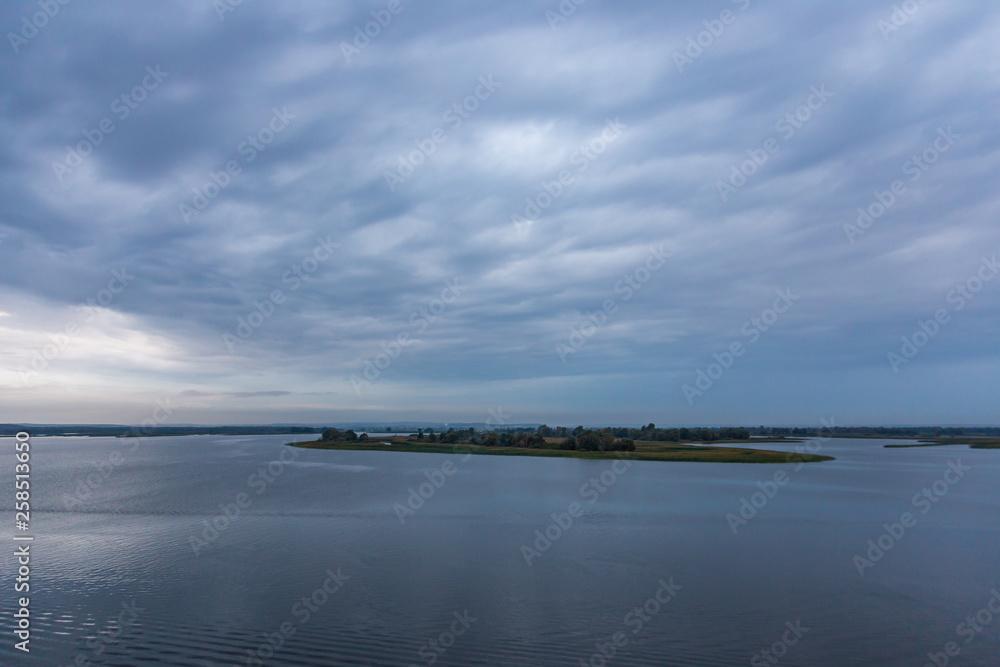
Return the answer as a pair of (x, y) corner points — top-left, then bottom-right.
(1, 0), (998, 426)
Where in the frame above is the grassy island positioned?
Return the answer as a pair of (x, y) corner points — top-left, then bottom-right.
(287, 427), (832, 464)
(884, 437), (1000, 450)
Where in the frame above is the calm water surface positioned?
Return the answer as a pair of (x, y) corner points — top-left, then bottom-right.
(1, 435), (998, 665)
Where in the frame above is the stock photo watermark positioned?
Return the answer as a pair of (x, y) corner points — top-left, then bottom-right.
(877, 0), (924, 40)
(727, 418), (834, 534)
(408, 610), (478, 667)
(7, 0), (72, 53)
(16, 267), (135, 385)
(921, 588), (1000, 667)
(673, 0), (752, 73)
(384, 75), (501, 191)
(188, 445), (302, 555)
(212, 0), (244, 21)
(750, 620), (809, 667)
(228, 567), (349, 666)
(521, 455), (633, 566)
(13, 432), (32, 653)
(81, 601), (144, 663)
(510, 118), (627, 235)
(50, 65), (169, 182)
(340, 0), (416, 63)
(350, 278), (463, 394)
(557, 246), (671, 362)
(393, 455), (468, 525)
(394, 407), (510, 524)
(545, 0), (588, 30)
(853, 459), (971, 577)
(716, 85), (833, 202)
(843, 127), (959, 244)
(577, 577), (682, 667)
(56, 599), (144, 665)
(887, 254), (998, 372)
(222, 236), (339, 352)
(682, 288), (800, 405)
(179, 107), (296, 223)
(61, 398), (175, 509)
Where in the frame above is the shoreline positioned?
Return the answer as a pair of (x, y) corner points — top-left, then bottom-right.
(287, 436), (834, 464)
(884, 437), (1000, 449)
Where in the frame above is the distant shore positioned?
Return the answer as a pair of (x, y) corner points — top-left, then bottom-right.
(884, 437), (1000, 449)
(287, 435), (834, 464)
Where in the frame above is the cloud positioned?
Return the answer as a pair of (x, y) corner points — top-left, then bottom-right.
(179, 390), (292, 398)
(2, 0), (999, 424)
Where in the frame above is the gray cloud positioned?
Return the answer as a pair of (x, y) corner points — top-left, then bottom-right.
(2, 0), (998, 425)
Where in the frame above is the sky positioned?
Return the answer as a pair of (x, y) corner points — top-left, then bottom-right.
(1, 0), (998, 426)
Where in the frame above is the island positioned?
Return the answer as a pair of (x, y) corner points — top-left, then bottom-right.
(287, 425), (834, 464)
(884, 436), (1000, 449)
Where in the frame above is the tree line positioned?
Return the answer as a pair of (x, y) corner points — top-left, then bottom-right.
(318, 423), (1000, 449)
(536, 423), (750, 442)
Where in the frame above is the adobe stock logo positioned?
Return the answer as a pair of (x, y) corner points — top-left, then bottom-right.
(384, 75), (500, 191)
(510, 118), (627, 236)
(672, 0), (752, 73)
(877, 0), (924, 40)
(7, 0), (73, 54)
(844, 127), (959, 244)
(179, 107), (296, 224)
(682, 288), (799, 405)
(545, 0), (588, 30)
(18, 267), (135, 385)
(556, 246), (670, 362)
(887, 255), (998, 372)
(339, 0), (416, 64)
(853, 459), (970, 577)
(716, 85), (833, 202)
(350, 279), (463, 394)
(52, 66), (170, 182)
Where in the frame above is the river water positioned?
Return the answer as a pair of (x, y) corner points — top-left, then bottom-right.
(1, 435), (998, 665)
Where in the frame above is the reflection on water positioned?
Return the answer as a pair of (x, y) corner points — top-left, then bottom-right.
(1, 435), (998, 665)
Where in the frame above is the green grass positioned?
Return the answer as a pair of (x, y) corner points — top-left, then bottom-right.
(885, 437), (1000, 450)
(288, 436), (833, 464)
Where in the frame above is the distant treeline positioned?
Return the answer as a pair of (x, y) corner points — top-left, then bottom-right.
(749, 426), (1000, 437)
(537, 424), (751, 442)
(320, 427), (637, 451)
(6, 423), (998, 440)
(0, 425), (324, 437)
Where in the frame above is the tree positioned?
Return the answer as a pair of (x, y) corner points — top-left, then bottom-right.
(600, 431), (615, 451)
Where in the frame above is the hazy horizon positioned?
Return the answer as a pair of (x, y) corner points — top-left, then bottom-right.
(5, 420), (1000, 429)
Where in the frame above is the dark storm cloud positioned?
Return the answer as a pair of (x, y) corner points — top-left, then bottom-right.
(1, 0), (998, 424)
